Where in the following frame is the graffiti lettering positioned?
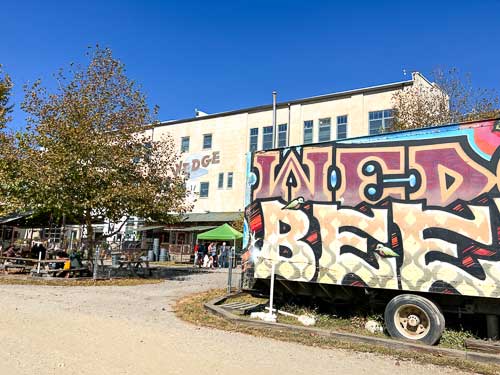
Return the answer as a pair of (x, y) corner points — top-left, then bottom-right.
(244, 120), (500, 298)
(254, 200), (316, 282)
(253, 148), (332, 202)
(409, 143), (496, 205)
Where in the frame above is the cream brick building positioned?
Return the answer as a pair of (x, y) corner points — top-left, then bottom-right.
(142, 72), (436, 247)
(152, 73), (433, 214)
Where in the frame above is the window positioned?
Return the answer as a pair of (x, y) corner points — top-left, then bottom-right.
(369, 110), (394, 135)
(318, 117), (331, 142)
(303, 120), (313, 144)
(181, 136), (190, 152)
(337, 115), (348, 140)
(277, 124), (288, 147)
(262, 126), (274, 150)
(203, 134), (212, 149)
(227, 172), (233, 188)
(249, 128), (258, 152)
(218, 173), (224, 189)
(199, 182), (209, 198)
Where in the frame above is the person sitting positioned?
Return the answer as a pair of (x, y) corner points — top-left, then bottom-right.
(4, 245), (17, 258)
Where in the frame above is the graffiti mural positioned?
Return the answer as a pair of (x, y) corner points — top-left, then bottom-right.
(243, 119), (500, 298)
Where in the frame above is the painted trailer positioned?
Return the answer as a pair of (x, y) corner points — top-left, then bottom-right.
(241, 118), (500, 345)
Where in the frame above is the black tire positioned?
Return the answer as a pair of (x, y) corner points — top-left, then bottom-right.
(384, 294), (445, 345)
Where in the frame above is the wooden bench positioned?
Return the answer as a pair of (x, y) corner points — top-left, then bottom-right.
(0, 257), (38, 274)
(4, 264), (32, 274)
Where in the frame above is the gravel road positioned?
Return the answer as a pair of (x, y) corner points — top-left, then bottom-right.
(0, 271), (466, 375)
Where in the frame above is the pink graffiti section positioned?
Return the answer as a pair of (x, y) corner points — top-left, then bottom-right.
(252, 121), (500, 206)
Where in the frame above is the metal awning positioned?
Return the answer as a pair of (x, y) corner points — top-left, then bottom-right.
(180, 212), (241, 223)
(166, 225), (216, 232)
(135, 225), (166, 232)
(0, 212), (33, 225)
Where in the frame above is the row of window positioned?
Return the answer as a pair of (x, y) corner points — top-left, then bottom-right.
(199, 172), (233, 198)
(181, 110), (393, 154)
(248, 110), (392, 151)
(181, 133), (212, 153)
(250, 124), (288, 152)
(250, 116), (347, 151)
(304, 115), (349, 145)
(217, 172), (233, 189)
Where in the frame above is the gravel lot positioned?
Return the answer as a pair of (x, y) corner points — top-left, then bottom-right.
(0, 271), (466, 375)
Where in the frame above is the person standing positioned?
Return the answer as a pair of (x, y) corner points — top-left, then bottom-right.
(210, 242), (217, 268)
(219, 242), (228, 268)
(198, 243), (206, 268)
(193, 243), (199, 267)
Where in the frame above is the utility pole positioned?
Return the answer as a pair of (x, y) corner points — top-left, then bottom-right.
(272, 91), (277, 148)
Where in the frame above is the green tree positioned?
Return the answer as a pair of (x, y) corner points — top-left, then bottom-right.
(230, 213), (244, 233)
(0, 66), (21, 215)
(392, 68), (500, 130)
(16, 47), (191, 253)
(0, 65), (13, 128)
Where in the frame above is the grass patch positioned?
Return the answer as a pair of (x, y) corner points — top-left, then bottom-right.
(228, 293), (269, 305)
(175, 289), (500, 375)
(0, 276), (163, 287)
(277, 304), (385, 337)
(440, 329), (477, 350)
(277, 304), (477, 350)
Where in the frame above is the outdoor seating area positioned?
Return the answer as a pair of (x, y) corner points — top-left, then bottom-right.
(111, 258), (152, 277)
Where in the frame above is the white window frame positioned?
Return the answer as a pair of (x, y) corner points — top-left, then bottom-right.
(203, 134), (212, 150)
(199, 182), (209, 198)
(318, 117), (331, 142)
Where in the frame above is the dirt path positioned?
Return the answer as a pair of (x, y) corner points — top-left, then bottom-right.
(0, 271), (465, 375)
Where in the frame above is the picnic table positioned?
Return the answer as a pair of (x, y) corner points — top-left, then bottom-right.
(114, 259), (151, 277)
(29, 259), (90, 278)
(0, 257), (38, 274)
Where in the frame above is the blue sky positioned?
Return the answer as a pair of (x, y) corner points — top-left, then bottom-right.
(3, 0), (500, 129)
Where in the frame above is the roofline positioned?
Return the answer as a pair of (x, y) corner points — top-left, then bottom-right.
(149, 79), (414, 129)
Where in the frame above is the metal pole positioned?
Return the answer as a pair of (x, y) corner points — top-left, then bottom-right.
(93, 245), (100, 280)
(272, 91), (277, 148)
(69, 231), (74, 252)
(268, 262), (276, 320)
(37, 250), (42, 274)
(227, 241), (233, 294)
(266, 241), (278, 322)
(287, 103), (291, 147)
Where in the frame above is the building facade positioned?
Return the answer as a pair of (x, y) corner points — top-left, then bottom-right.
(151, 72), (434, 220)
(10, 73), (437, 252)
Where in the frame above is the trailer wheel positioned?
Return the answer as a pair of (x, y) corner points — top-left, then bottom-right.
(384, 294), (445, 345)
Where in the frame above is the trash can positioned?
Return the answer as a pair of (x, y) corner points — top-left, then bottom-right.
(147, 250), (155, 261)
(159, 247), (168, 262)
(111, 252), (121, 267)
(153, 238), (160, 261)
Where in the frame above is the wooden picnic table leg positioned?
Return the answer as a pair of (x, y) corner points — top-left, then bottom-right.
(144, 261), (151, 277)
(129, 262), (138, 277)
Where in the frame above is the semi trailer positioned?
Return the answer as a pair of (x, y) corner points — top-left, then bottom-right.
(241, 118), (500, 345)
